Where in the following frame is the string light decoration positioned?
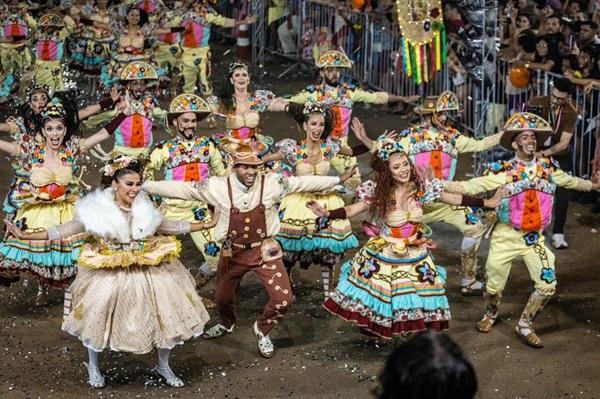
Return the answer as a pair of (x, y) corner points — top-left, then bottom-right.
(396, 0), (446, 84)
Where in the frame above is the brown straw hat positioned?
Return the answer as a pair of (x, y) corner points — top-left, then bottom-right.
(229, 145), (264, 167)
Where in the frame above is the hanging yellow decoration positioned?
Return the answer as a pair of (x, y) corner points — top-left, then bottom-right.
(396, 0), (446, 84)
(396, 0), (443, 46)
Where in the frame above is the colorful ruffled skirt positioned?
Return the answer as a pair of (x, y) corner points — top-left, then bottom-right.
(62, 237), (209, 354)
(323, 236), (450, 339)
(276, 191), (358, 268)
(0, 201), (84, 288)
(69, 34), (112, 75)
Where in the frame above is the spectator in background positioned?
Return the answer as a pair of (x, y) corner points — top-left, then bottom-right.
(506, 31), (537, 113)
(375, 332), (477, 399)
(516, 0), (535, 14)
(566, 0), (584, 20)
(530, 35), (563, 73)
(543, 14), (568, 55)
(372, 0), (395, 23)
(444, 1), (467, 34)
(565, 44), (599, 82)
(527, 78), (578, 249)
(578, 20), (600, 47)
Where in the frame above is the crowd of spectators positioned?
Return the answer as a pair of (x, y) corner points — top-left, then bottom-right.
(498, 0), (600, 92)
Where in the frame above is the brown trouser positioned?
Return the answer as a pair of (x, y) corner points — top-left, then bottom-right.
(216, 247), (293, 335)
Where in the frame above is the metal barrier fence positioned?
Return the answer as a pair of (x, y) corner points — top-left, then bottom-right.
(247, 1), (597, 178)
(250, 0), (449, 96)
(455, 60), (599, 178)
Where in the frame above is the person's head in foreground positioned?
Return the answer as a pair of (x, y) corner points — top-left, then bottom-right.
(376, 331), (477, 399)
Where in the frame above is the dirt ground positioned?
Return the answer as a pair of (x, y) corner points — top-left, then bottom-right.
(1, 45), (600, 399)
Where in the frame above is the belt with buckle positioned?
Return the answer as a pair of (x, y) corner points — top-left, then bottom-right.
(232, 241), (262, 250)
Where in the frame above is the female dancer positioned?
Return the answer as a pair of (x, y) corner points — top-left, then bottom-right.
(6, 157), (212, 389)
(308, 130), (501, 338)
(70, 0), (115, 82)
(264, 104), (364, 298)
(0, 97), (125, 302)
(212, 61), (288, 158)
(2, 84), (121, 138)
(0, 86), (121, 222)
(101, 6), (152, 88)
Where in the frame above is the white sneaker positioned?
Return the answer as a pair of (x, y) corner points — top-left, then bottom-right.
(551, 234), (569, 249)
(252, 322), (275, 358)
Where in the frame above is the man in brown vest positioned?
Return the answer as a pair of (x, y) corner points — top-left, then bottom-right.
(143, 145), (356, 357)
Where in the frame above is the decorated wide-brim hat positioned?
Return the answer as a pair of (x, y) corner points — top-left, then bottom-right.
(413, 96), (438, 114)
(167, 94), (211, 122)
(435, 91), (460, 113)
(316, 50), (352, 69)
(499, 112), (553, 151)
(39, 13), (64, 28)
(119, 61), (158, 81)
(227, 144), (264, 167)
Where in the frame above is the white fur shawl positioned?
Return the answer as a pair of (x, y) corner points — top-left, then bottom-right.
(75, 188), (164, 243)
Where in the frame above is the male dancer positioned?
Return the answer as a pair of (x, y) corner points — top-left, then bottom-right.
(179, 0), (256, 95)
(85, 61), (167, 159)
(146, 94), (227, 307)
(143, 146), (356, 357)
(442, 112), (600, 347)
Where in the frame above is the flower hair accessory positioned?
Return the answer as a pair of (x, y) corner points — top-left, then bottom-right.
(228, 61), (249, 75)
(303, 103), (327, 115)
(102, 155), (138, 178)
(375, 132), (404, 160)
(40, 97), (66, 120)
(28, 83), (51, 99)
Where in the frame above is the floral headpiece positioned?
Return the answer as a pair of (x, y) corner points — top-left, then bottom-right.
(376, 132), (405, 160)
(102, 155), (139, 178)
(435, 91), (459, 113)
(303, 103), (328, 115)
(316, 50), (352, 69)
(38, 13), (65, 28)
(40, 97), (66, 120)
(228, 61), (249, 75)
(119, 61), (158, 81)
(28, 83), (51, 100)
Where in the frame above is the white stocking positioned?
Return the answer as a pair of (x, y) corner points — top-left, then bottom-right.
(155, 349), (184, 387)
(321, 269), (331, 298)
(87, 348), (99, 369)
(86, 348), (105, 388)
(157, 348), (171, 369)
